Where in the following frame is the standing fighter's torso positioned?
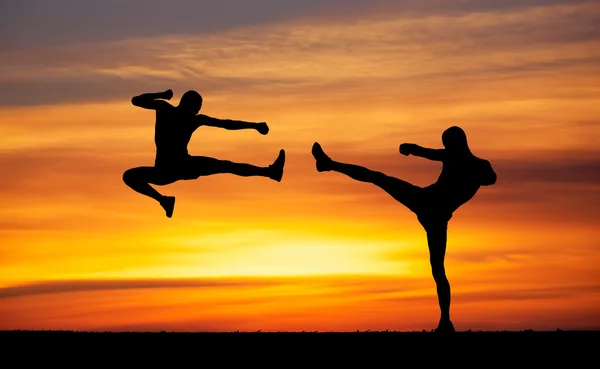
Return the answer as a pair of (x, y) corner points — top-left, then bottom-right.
(424, 154), (488, 212)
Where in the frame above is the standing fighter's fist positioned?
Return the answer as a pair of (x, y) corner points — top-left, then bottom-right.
(399, 143), (416, 156)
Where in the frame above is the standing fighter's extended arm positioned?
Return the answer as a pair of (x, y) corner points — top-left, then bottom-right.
(400, 143), (445, 161)
(195, 114), (270, 135)
(131, 89), (174, 110)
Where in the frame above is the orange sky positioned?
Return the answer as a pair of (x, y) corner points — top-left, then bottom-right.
(1, 0), (599, 331)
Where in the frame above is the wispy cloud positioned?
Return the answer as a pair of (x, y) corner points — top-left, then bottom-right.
(2, 1), (593, 47)
(1, 0), (599, 106)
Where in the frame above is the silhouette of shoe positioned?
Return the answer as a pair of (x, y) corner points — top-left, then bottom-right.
(269, 149), (285, 182)
(160, 196), (176, 218)
(311, 142), (332, 172)
(434, 319), (455, 333)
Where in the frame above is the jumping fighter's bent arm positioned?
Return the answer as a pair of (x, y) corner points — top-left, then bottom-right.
(400, 143), (445, 161)
(196, 115), (269, 135)
(131, 89), (173, 110)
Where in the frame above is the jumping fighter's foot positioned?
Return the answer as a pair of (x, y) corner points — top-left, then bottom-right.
(160, 196), (176, 218)
(311, 142), (332, 172)
(434, 319), (455, 334)
(269, 149), (286, 182)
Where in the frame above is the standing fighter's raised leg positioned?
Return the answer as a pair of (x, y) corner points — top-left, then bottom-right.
(122, 166), (176, 218)
(311, 142), (418, 210)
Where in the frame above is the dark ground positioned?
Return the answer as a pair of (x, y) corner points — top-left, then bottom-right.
(2, 330), (597, 364)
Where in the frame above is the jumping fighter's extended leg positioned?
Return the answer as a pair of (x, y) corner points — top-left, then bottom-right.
(187, 149), (286, 182)
(311, 142), (418, 209)
(122, 166), (176, 218)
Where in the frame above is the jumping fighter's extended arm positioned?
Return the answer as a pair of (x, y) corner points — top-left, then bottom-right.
(400, 143), (445, 161)
(131, 89), (173, 110)
(195, 115), (269, 135)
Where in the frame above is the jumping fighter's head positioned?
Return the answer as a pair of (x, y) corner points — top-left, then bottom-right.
(178, 90), (203, 115)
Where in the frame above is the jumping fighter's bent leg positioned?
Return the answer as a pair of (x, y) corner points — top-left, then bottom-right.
(122, 166), (176, 218)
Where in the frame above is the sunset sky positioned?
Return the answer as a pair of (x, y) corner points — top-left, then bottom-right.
(1, 0), (599, 332)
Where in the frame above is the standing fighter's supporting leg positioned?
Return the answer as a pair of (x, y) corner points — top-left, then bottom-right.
(311, 142), (417, 207)
(424, 221), (454, 333)
(122, 167), (176, 218)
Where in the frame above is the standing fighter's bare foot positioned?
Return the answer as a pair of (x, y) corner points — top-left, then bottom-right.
(269, 149), (286, 182)
(160, 196), (176, 218)
(311, 142), (332, 172)
(434, 319), (455, 333)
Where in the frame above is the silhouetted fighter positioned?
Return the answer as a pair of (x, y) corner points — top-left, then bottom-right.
(311, 126), (496, 332)
(123, 89), (285, 218)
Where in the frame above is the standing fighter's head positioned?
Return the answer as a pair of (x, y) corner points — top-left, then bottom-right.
(178, 90), (203, 115)
(442, 126), (471, 153)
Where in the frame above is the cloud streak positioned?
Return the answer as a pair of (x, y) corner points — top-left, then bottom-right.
(0, 277), (283, 299)
(3, 275), (598, 303)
